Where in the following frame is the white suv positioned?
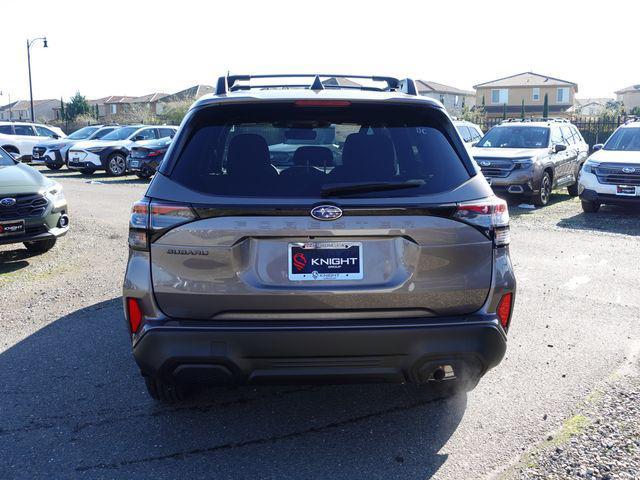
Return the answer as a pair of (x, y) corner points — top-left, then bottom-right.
(0, 121), (66, 161)
(68, 125), (177, 176)
(579, 119), (640, 212)
(453, 120), (483, 147)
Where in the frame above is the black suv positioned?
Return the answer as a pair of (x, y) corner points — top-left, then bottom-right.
(123, 74), (516, 402)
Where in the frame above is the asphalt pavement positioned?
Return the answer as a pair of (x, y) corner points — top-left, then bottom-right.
(1, 167), (639, 480)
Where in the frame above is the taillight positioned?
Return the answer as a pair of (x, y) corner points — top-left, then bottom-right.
(128, 200), (149, 251)
(127, 298), (143, 334)
(453, 196), (510, 246)
(147, 149), (164, 157)
(496, 293), (513, 329)
(128, 199), (197, 251)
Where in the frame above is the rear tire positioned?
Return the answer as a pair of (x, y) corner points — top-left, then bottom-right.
(136, 171), (153, 180)
(47, 164), (63, 171)
(581, 199), (601, 213)
(23, 238), (57, 254)
(144, 376), (187, 403)
(533, 171), (552, 206)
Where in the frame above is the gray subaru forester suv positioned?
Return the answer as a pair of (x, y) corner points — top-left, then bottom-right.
(123, 74), (516, 402)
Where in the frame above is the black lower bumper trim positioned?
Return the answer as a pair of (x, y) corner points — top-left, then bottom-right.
(580, 188), (640, 205)
(132, 319), (507, 386)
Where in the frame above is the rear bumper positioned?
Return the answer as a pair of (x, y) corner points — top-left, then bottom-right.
(132, 317), (507, 386)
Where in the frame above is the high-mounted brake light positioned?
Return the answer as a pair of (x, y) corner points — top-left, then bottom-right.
(294, 100), (351, 107)
(453, 196), (510, 246)
(127, 298), (143, 334)
(496, 293), (513, 329)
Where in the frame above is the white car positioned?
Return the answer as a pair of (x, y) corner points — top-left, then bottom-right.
(579, 119), (640, 213)
(453, 120), (483, 147)
(0, 121), (66, 161)
(68, 125), (177, 176)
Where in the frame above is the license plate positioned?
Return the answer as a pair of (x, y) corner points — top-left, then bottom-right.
(130, 161), (140, 167)
(0, 220), (25, 236)
(288, 242), (363, 281)
(616, 185), (638, 196)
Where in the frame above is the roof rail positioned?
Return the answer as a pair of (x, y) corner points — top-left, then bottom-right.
(214, 74), (417, 96)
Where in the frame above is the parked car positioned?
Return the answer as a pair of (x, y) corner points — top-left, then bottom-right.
(68, 125), (178, 176)
(0, 146), (68, 253)
(126, 136), (173, 179)
(32, 124), (120, 170)
(471, 118), (589, 206)
(123, 73), (516, 402)
(453, 120), (483, 147)
(579, 118), (640, 212)
(0, 121), (66, 162)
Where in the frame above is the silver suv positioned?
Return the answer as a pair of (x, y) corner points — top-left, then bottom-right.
(471, 119), (589, 206)
(123, 74), (516, 402)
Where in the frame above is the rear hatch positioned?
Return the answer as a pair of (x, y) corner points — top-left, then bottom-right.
(145, 100), (497, 320)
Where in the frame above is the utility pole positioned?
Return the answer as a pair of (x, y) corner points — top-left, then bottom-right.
(26, 36), (48, 121)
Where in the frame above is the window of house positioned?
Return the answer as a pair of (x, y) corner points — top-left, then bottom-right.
(532, 88), (540, 101)
(491, 89), (508, 104)
(454, 95), (459, 107)
(110, 104), (117, 114)
(557, 87), (569, 103)
(439, 94), (445, 104)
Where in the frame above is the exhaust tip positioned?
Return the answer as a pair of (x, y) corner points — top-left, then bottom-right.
(432, 368), (446, 381)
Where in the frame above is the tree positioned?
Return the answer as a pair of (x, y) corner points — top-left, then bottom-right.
(65, 92), (91, 121)
(502, 103), (507, 120)
(521, 99), (525, 119)
(59, 97), (65, 121)
(94, 104), (99, 120)
(631, 106), (640, 116)
(542, 93), (549, 118)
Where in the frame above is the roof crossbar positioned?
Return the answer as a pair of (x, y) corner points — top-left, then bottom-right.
(214, 74), (417, 96)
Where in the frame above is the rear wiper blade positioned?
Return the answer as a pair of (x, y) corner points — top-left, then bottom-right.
(320, 179), (425, 197)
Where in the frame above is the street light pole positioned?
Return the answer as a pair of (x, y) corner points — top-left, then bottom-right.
(26, 36), (48, 122)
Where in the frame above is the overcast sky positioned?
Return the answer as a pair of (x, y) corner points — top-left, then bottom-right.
(1, 0), (638, 103)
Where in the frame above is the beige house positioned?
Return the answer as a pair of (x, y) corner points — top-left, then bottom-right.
(474, 72), (578, 118)
(0, 99), (59, 122)
(615, 84), (640, 113)
(103, 94), (167, 121)
(416, 80), (475, 116)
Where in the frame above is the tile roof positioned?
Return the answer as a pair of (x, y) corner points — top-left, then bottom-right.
(416, 80), (474, 96)
(615, 84), (640, 94)
(474, 72), (577, 90)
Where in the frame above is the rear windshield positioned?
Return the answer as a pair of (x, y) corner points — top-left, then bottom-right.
(166, 103), (471, 198)
(476, 126), (550, 149)
(604, 127), (640, 151)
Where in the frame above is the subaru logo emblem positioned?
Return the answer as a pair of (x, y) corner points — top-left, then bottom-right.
(0, 197), (16, 207)
(479, 161), (491, 167)
(622, 167), (636, 174)
(310, 205), (342, 221)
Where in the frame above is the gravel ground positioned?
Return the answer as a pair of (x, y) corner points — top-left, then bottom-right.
(512, 356), (640, 480)
(1, 167), (639, 480)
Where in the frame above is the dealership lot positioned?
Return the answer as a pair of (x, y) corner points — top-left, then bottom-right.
(1, 168), (639, 480)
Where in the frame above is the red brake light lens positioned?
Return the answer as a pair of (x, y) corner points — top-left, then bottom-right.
(454, 196), (510, 246)
(497, 293), (513, 329)
(127, 298), (143, 334)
